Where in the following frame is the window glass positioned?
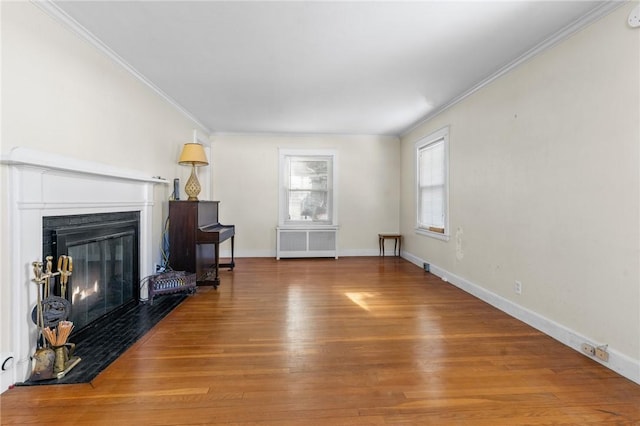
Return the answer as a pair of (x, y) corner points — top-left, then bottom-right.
(416, 127), (449, 237)
(287, 157), (331, 222)
(279, 150), (336, 226)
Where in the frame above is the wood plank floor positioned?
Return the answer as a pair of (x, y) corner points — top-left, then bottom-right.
(2, 257), (639, 425)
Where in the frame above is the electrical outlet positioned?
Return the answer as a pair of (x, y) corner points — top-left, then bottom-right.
(595, 346), (609, 362)
(514, 280), (522, 295)
(581, 343), (595, 356)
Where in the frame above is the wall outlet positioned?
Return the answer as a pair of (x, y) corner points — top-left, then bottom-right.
(514, 280), (522, 295)
(595, 346), (609, 362)
(581, 343), (595, 356)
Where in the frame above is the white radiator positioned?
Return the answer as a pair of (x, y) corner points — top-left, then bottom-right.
(276, 227), (338, 259)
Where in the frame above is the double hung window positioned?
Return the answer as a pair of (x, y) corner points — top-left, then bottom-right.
(279, 149), (337, 226)
(416, 127), (449, 239)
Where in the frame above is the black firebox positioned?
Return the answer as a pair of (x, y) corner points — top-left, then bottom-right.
(42, 212), (140, 339)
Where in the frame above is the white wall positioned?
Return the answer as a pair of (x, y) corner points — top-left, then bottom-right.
(211, 133), (400, 257)
(0, 2), (206, 390)
(400, 4), (639, 382)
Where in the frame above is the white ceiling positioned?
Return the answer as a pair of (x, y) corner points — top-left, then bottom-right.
(50, 1), (615, 136)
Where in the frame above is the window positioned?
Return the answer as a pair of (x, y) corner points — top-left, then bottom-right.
(416, 127), (449, 239)
(279, 149), (337, 226)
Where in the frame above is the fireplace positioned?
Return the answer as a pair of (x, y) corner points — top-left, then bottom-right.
(2, 147), (166, 391)
(43, 212), (140, 335)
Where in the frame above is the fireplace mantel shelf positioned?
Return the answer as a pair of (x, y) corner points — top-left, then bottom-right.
(2, 147), (168, 185)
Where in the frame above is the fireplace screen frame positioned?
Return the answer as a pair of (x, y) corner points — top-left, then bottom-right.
(44, 213), (140, 336)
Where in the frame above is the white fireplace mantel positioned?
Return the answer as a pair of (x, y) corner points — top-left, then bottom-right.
(3, 147), (167, 185)
(1, 147), (167, 391)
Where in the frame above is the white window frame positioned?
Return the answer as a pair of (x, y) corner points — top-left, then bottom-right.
(278, 148), (338, 228)
(415, 126), (449, 241)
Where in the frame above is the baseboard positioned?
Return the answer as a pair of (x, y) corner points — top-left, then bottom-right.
(402, 252), (640, 385)
(225, 249), (387, 258)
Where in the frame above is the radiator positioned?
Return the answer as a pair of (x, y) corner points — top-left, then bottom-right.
(276, 227), (338, 259)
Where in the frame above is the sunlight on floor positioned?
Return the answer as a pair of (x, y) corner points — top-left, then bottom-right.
(345, 292), (379, 312)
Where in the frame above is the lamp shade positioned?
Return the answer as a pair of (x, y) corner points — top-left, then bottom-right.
(178, 143), (208, 166)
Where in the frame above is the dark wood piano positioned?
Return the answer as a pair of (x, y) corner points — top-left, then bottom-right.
(168, 200), (235, 288)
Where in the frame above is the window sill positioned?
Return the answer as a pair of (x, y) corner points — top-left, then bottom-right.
(415, 227), (450, 241)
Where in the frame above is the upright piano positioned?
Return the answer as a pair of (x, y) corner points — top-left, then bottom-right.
(168, 200), (235, 287)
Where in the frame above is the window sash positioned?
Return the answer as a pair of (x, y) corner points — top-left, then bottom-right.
(416, 128), (448, 237)
(284, 155), (333, 224)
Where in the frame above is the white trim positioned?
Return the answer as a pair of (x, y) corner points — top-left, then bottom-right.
(31, 0), (211, 134)
(402, 1), (625, 137)
(278, 148), (338, 227)
(191, 129), (210, 145)
(227, 247), (377, 258)
(402, 251), (640, 385)
(211, 131), (392, 139)
(415, 227), (450, 242)
(1, 147), (168, 185)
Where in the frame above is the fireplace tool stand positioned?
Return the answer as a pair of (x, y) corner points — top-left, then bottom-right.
(29, 255), (80, 381)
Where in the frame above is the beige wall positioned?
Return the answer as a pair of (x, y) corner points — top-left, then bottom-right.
(0, 2), (205, 371)
(400, 4), (639, 369)
(211, 133), (400, 257)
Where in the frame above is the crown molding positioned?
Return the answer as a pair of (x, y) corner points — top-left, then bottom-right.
(31, 0), (211, 135)
(30, 0), (624, 139)
(401, 1), (626, 138)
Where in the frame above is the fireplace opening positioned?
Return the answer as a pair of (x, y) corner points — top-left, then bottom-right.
(43, 212), (140, 341)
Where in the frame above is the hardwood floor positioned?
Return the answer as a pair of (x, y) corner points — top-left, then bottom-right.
(2, 257), (639, 425)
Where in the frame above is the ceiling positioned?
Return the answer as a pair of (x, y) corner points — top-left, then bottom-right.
(49, 1), (616, 136)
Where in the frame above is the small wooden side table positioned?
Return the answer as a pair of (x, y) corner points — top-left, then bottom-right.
(378, 233), (401, 257)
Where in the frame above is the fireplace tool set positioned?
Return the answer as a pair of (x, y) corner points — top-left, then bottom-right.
(29, 255), (81, 381)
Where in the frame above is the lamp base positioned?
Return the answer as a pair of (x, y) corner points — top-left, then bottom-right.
(184, 164), (201, 201)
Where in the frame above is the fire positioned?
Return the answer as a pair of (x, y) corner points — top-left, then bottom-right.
(72, 281), (100, 301)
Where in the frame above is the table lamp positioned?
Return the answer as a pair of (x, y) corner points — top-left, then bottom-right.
(178, 143), (209, 201)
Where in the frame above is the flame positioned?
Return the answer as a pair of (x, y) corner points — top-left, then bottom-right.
(72, 280), (100, 302)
